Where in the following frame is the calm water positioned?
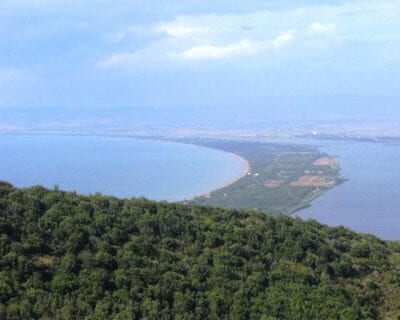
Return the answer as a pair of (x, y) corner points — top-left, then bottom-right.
(0, 135), (245, 201)
(2, 134), (400, 240)
(294, 138), (400, 240)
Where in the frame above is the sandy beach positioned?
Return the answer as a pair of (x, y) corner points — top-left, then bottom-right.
(183, 150), (251, 201)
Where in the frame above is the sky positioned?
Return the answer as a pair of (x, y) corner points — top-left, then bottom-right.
(0, 0), (400, 123)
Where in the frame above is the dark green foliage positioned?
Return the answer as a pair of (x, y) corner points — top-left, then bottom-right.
(0, 182), (399, 319)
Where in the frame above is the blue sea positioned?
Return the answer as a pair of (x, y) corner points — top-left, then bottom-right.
(0, 135), (245, 201)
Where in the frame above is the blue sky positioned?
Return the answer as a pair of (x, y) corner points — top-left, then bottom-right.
(1, 0), (399, 112)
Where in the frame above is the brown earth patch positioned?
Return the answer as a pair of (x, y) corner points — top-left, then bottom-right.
(291, 175), (329, 187)
(265, 179), (285, 188)
(313, 157), (336, 166)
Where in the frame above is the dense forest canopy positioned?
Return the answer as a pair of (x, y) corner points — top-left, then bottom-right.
(0, 182), (399, 319)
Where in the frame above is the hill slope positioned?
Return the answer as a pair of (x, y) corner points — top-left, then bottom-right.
(0, 182), (399, 319)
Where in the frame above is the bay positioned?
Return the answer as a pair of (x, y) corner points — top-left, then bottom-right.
(0, 134), (246, 201)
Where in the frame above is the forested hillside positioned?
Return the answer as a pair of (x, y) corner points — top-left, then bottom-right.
(0, 182), (399, 319)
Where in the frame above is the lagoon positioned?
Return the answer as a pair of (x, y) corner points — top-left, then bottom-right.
(295, 138), (400, 240)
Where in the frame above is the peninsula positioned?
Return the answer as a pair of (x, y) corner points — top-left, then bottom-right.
(175, 138), (344, 214)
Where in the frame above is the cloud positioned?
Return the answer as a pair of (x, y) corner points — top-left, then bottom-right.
(307, 22), (335, 35)
(177, 39), (262, 60)
(175, 32), (296, 60)
(270, 32), (296, 49)
(102, 27), (299, 63)
(101, 11), (330, 65)
(156, 23), (205, 38)
(99, 0), (400, 67)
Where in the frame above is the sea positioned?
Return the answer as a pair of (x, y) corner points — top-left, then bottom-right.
(0, 134), (245, 201)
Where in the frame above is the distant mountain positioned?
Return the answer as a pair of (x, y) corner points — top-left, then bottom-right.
(0, 182), (399, 319)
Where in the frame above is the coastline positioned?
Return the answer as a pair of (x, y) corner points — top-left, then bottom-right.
(182, 152), (251, 201)
(0, 132), (338, 214)
(0, 132), (251, 203)
(186, 139), (344, 214)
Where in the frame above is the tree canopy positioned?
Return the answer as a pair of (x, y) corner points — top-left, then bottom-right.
(0, 182), (399, 319)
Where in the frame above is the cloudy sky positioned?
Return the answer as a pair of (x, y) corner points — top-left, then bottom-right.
(1, 0), (399, 112)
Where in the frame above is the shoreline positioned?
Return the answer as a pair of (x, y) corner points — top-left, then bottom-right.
(0, 132), (252, 203)
(182, 152), (251, 201)
(0, 132), (338, 213)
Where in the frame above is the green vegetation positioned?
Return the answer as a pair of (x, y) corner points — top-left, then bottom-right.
(1, 182), (399, 319)
(184, 139), (344, 214)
